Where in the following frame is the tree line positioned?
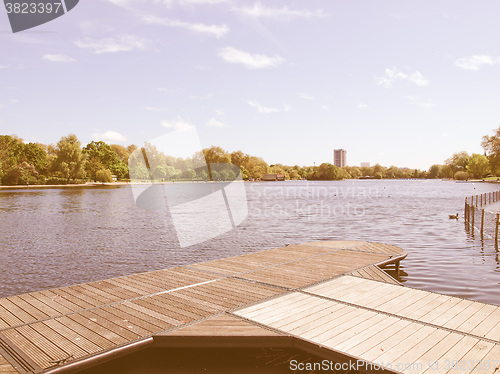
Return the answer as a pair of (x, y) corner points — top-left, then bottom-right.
(2, 127), (500, 185)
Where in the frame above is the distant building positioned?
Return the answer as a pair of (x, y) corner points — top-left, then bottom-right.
(360, 162), (370, 168)
(333, 149), (346, 168)
(262, 174), (285, 181)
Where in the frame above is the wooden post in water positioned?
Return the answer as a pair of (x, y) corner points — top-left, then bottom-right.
(465, 198), (468, 224)
(472, 205), (475, 228)
(496, 214), (499, 245)
(481, 209), (485, 236)
(480, 194), (483, 206)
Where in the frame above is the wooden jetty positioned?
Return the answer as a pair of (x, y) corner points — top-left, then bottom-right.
(0, 241), (498, 374)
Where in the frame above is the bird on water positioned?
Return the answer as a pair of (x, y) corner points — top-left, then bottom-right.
(449, 213), (459, 219)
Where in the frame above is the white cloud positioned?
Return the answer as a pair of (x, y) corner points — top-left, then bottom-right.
(214, 109), (225, 116)
(74, 34), (152, 54)
(218, 47), (284, 69)
(0, 104), (3, 109)
(235, 1), (327, 20)
(92, 130), (127, 143)
(455, 55), (500, 71)
(375, 67), (429, 87)
(322, 105), (330, 110)
(357, 103), (367, 109)
(161, 117), (194, 131)
(247, 100), (279, 113)
(43, 54), (76, 63)
(299, 93), (314, 100)
(0, 65), (9, 69)
(283, 103), (291, 112)
(142, 15), (229, 38)
(207, 118), (225, 127)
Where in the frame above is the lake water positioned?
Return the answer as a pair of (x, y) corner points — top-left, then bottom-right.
(1, 180), (499, 306)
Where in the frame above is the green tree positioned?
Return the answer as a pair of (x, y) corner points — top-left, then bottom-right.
(481, 127), (500, 174)
(454, 171), (470, 180)
(96, 169), (113, 183)
(445, 151), (470, 176)
(428, 164), (442, 179)
(22, 143), (48, 174)
(467, 153), (490, 178)
(84, 141), (128, 180)
(53, 134), (86, 182)
(317, 163), (342, 180)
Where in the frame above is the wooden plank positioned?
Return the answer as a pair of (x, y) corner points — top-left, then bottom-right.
(77, 309), (142, 341)
(402, 333), (464, 374)
(346, 319), (413, 357)
(362, 323), (428, 362)
(304, 308), (371, 341)
(404, 294), (453, 321)
(372, 325), (438, 364)
(121, 301), (181, 327)
(253, 295), (326, 326)
(1, 328), (53, 369)
(284, 303), (353, 336)
(0, 299), (37, 325)
(65, 313), (129, 346)
(235, 292), (304, 317)
(419, 297), (463, 325)
(312, 309), (375, 343)
(0, 304), (23, 328)
(238, 293), (312, 321)
(16, 294), (62, 318)
(36, 290), (83, 313)
(445, 341), (496, 373)
(52, 288), (98, 309)
(274, 298), (342, 330)
(427, 299), (476, 327)
(53, 316), (116, 350)
(43, 319), (102, 355)
(420, 336), (481, 374)
(389, 292), (443, 318)
(457, 304), (498, 334)
(471, 308), (500, 339)
(165, 315), (282, 337)
(13, 325), (70, 364)
(386, 328), (450, 371)
(0, 353), (18, 374)
(312, 276), (390, 301)
(322, 313), (389, 348)
(333, 314), (402, 353)
(93, 305), (160, 335)
(86, 280), (141, 300)
(304, 275), (366, 295)
(29, 321), (93, 358)
(443, 301), (487, 330)
(469, 344), (500, 374)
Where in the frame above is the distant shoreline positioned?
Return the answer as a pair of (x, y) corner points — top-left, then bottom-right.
(0, 182), (131, 190)
(1, 178), (499, 191)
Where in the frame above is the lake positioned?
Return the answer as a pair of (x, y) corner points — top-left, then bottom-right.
(1, 180), (499, 306)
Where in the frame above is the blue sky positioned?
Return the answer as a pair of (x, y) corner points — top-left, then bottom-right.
(1, 0), (499, 169)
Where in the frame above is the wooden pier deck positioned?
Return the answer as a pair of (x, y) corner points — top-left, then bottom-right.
(0, 240), (497, 374)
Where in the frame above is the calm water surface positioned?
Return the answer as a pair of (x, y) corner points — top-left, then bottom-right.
(1, 180), (499, 306)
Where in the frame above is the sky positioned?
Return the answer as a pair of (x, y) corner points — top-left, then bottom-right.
(0, 0), (500, 170)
